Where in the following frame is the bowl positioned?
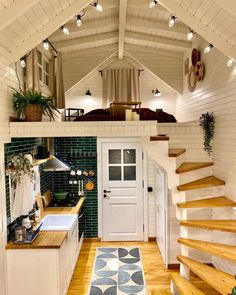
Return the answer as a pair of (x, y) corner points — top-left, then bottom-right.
(54, 192), (68, 201)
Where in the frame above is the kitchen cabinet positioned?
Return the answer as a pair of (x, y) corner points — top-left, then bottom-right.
(6, 218), (79, 295)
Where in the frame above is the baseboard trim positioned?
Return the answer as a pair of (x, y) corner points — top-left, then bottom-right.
(148, 237), (156, 242)
(83, 238), (101, 242)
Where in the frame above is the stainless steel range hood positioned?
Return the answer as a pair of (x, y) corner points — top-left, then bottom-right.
(42, 138), (70, 172)
(43, 156), (70, 171)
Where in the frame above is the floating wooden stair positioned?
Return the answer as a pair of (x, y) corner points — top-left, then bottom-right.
(178, 238), (236, 263)
(176, 162), (213, 174)
(177, 176), (225, 191)
(151, 290), (172, 295)
(177, 255), (235, 295)
(168, 148), (186, 157)
(150, 136), (169, 141)
(170, 273), (205, 295)
(180, 220), (236, 233)
(177, 196), (236, 209)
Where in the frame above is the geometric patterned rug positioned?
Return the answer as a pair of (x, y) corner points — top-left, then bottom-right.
(88, 247), (147, 295)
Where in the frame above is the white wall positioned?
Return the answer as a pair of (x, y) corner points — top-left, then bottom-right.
(65, 57), (177, 116)
(177, 35), (236, 274)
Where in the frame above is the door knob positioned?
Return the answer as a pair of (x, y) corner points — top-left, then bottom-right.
(103, 190), (111, 193)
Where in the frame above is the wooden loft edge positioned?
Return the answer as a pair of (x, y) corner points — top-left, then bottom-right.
(168, 148), (186, 157)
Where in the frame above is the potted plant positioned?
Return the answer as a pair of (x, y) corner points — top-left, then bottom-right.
(12, 89), (60, 122)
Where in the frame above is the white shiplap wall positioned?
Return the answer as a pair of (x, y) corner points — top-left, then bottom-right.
(177, 35), (236, 274)
(65, 57), (177, 116)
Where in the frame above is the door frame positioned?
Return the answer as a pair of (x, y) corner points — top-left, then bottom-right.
(97, 137), (149, 242)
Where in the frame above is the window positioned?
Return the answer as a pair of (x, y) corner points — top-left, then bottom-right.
(37, 50), (49, 87)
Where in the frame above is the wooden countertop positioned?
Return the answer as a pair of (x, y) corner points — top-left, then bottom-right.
(6, 231), (67, 250)
(6, 197), (85, 250)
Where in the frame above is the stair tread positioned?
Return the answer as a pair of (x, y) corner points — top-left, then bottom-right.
(176, 162), (213, 174)
(170, 273), (205, 295)
(168, 148), (186, 157)
(177, 176), (225, 191)
(150, 136), (169, 141)
(151, 290), (172, 295)
(180, 220), (236, 233)
(177, 255), (235, 295)
(177, 196), (236, 208)
(178, 238), (236, 263)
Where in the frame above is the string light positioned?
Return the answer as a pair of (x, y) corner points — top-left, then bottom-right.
(169, 15), (176, 28)
(90, 1), (103, 12)
(43, 39), (49, 51)
(204, 43), (213, 54)
(227, 58), (234, 67)
(152, 89), (162, 97)
(61, 25), (69, 35)
(149, 0), (158, 8)
(76, 15), (82, 27)
(19, 57), (26, 68)
(187, 28), (194, 41)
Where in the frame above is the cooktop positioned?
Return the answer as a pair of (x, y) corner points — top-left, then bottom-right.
(48, 193), (82, 208)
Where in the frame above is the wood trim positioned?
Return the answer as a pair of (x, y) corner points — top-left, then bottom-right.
(150, 136), (170, 141)
(168, 148), (186, 157)
(167, 263), (180, 270)
(83, 238), (101, 243)
(148, 237), (156, 242)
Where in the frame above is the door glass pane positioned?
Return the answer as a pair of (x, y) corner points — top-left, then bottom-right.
(123, 149), (136, 164)
(109, 149), (121, 164)
(109, 166), (121, 181)
(124, 166), (136, 181)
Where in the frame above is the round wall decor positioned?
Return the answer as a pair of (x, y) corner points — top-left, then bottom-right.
(194, 61), (205, 81)
(191, 48), (201, 66)
(188, 66), (197, 92)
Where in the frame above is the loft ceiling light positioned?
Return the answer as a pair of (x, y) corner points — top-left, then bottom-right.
(43, 39), (49, 51)
(168, 14), (176, 28)
(152, 88), (162, 97)
(20, 57), (26, 68)
(75, 10), (85, 27)
(149, 0), (158, 8)
(204, 43), (213, 54)
(227, 58), (234, 67)
(86, 89), (92, 96)
(90, 0), (103, 12)
(187, 28), (194, 41)
(61, 25), (69, 35)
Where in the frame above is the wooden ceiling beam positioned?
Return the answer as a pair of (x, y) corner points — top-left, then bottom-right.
(0, 0), (40, 31)
(158, 0), (236, 60)
(9, 0), (91, 64)
(125, 31), (191, 51)
(118, 0), (128, 60)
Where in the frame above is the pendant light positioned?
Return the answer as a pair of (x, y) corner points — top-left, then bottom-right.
(85, 89), (92, 96)
(227, 58), (234, 67)
(91, 0), (103, 12)
(20, 57), (26, 68)
(149, 0), (158, 8)
(169, 15), (176, 28)
(152, 88), (162, 97)
(61, 25), (69, 35)
(204, 43), (213, 54)
(75, 10), (85, 27)
(43, 39), (49, 51)
(187, 28), (194, 41)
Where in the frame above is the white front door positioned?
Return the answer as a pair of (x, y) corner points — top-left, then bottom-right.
(156, 166), (168, 266)
(102, 142), (143, 241)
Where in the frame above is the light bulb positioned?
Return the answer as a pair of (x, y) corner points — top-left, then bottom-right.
(204, 44), (213, 54)
(153, 89), (161, 97)
(76, 16), (82, 27)
(227, 58), (234, 67)
(187, 30), (193, 41)
(169, 15), (176, 28)
(43, 40), (49, 51)
(20, 58), (26, 68)
(95, 3), (103, 12)
(149, 0), (157, 8)
(61, 25), (69, 35)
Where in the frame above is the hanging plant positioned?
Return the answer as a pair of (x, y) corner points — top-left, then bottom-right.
(6, 153), (34, 183)
(229, 276), (236, 295)
(199, 112), (215, 156)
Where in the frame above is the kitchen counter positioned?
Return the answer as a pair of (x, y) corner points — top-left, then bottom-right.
(6, 197), (85, 250)
(6, 231), (67, 249)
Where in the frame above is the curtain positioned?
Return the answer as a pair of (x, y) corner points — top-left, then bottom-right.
(102, 68), (140, 107)
(49, 51), (65, 109)
(25, 48), (41, 92)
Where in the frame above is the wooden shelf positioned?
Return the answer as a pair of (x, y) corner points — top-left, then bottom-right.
(168, 148), (186, 157)
(180, 220), (236, 233)
(177, 255), (235, 295)
(177, 196), (236, 209)
(170, 273), (205, 295)
(176, 162), (213, 174)
(150, 136), (170, 141)
(177, 176), (225, 191)
(178, 238), (236, 263)
(33, 156), (54, 166)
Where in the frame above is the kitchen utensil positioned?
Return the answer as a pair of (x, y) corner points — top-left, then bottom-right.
(81, 180), (84, 196)
(70, 169), (76, 176)
(54, 192), (68, 201)
(77, 169), (82, 175)
(73, 180), (78, 184)
(86, 180), (94, 191)
(78, 180), (81, 196)
(69, 180), (73, 184)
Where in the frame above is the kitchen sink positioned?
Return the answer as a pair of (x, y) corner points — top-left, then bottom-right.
(40, 214), (77, 231)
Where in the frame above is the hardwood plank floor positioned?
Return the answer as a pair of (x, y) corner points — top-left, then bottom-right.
(67, 241), (220, 295)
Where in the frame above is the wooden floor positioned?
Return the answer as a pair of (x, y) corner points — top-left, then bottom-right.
(67, 241), (220, 295)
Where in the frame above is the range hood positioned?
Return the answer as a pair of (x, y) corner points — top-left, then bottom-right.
(43, 156), (70, 172)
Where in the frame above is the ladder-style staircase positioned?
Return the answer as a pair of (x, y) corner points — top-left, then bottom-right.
(143, 135), (236, 295)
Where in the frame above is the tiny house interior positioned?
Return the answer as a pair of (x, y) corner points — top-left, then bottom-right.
(0, 1), (236, 295)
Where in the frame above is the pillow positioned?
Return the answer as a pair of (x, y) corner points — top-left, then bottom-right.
(84, 108), (110, 116)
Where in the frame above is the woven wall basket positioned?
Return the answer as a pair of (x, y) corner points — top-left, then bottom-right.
(24, 104), (43, 122)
